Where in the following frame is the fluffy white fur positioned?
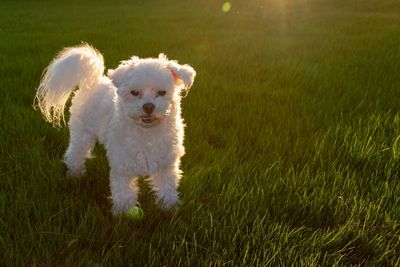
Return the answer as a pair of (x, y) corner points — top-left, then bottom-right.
(35, 44), (196, 214)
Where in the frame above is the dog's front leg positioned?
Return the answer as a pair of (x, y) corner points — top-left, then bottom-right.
(151, 165), (181, 210)
(109, 168), (138, 215)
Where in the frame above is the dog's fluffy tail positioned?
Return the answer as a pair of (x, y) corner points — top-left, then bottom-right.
(34, 43), (104, 126)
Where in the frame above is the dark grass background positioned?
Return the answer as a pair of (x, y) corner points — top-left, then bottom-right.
(1, 0), (400, 265)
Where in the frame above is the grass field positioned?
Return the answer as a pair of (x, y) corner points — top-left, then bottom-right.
(1, 0), (400, 265)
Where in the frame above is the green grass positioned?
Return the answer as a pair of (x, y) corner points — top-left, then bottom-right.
(1, 0), (400, 265)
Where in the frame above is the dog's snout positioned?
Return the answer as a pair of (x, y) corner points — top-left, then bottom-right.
(143, 103), (155, 114)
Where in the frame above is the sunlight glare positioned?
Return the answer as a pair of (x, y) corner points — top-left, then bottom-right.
(222, 2), (231, 13)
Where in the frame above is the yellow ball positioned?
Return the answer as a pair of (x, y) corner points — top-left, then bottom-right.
(126, 207), (144, 221)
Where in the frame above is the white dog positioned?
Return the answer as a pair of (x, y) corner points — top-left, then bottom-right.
(34, 44), (196, 215)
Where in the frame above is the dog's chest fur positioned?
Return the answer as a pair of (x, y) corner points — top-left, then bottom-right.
(105, 120), (183, 176)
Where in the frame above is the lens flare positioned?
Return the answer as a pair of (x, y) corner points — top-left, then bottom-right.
(222, 2), (231, 13)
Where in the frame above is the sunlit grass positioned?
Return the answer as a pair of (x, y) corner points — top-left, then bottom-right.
(0, 0), (400, 265)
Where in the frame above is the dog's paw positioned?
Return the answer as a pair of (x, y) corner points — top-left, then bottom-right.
(66, 167), (86, 177)
(158, 191), (180, 210)
(111, 206), (124, 216)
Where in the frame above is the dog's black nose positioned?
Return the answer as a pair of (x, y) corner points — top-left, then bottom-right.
(143, 103), (155, 114)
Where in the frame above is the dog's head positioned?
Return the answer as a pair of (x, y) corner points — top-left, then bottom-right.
(107, 54), (196, 128)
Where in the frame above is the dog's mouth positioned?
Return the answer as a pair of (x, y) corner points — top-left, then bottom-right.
(140, 116), (160, 128)
(141, 115), (157, 124)
(130, 114), (163, 128)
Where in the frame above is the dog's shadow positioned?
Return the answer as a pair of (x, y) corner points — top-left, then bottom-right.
(62, 143), (177, 231)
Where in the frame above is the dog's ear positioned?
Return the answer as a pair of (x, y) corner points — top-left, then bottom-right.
(166, 59), (196, 91)
(107, 56), (140, 88)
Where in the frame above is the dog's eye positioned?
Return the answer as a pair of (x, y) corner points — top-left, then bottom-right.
(158, 90), (166, 96)
(130, 90), (139, 96)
